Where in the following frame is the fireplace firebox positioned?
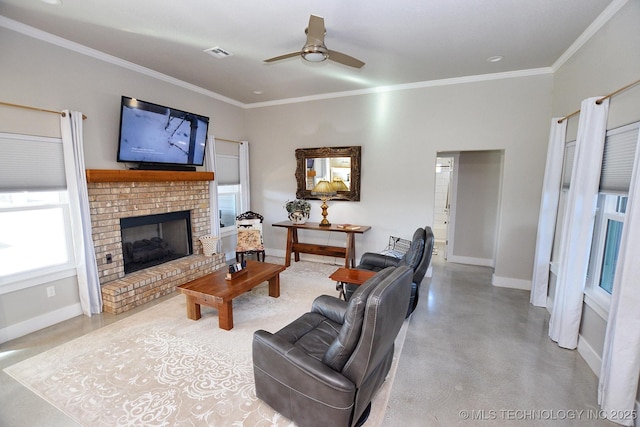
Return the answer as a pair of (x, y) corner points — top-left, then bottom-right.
(120, 210), (192, 274)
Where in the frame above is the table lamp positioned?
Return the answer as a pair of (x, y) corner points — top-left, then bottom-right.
(311, 180), (337, 226)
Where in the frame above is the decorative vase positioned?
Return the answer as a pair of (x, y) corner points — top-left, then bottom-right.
(288, 210), (309, 224)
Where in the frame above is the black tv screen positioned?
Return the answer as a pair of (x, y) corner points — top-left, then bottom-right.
(117, 96), (209, 167)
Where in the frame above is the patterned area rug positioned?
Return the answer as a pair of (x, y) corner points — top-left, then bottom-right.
(5, 260), (407, 427)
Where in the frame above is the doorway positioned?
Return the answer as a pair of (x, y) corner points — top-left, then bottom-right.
(434, 150), (503, 267)
(433, 156), (454, 260)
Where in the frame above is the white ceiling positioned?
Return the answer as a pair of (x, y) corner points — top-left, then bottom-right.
(0, 0), (616, 106)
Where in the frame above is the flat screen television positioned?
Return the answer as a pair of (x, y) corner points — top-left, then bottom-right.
(117, 96), (209, 170)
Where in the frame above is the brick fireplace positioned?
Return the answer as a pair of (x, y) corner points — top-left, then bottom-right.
(86, 170), (226, 314)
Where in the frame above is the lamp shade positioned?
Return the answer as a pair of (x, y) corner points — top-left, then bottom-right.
(331, 179), (349, 191)
(312, 180), (337, 196)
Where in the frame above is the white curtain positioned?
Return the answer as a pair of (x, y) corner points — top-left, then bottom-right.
(598, 129), (640, 427)
(60, 110), (102, 316)
(239, 141), (251, 212)
(205, 135), (221, 241)
(548, 97), (609, 349)
(530, 118), (567, 307)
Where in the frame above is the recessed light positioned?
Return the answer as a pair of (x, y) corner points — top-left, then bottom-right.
(486, 55), (503, 63)
(253, 90), (263, 95)
(40, 0), (62, 5)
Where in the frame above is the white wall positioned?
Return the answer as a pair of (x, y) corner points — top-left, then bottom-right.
(245, 75), (553, 287)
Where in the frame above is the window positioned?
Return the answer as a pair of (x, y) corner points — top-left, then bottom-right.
(0, 133), (76, 293)
(583, 121), (638, 316)
(586, 194), (627, 307)
(0, 191), (74, 289)
(215, 146), (242, 235)
(218, 184), (240, 231)
(213, 140), (249, 262)
(599, 218), (623, 294)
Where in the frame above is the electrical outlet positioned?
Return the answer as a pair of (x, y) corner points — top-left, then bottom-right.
(106, 253), (113, 264)
(46, 286), (56, 297)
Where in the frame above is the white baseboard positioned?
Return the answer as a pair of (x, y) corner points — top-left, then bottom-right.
(447, 255), (494, 267)
(491, 274), (532, 290)
(266, 248), (351, 266)
(577, 334), (602, 377)
(267, 248), (286, 259)
(0, 303), (83, 344)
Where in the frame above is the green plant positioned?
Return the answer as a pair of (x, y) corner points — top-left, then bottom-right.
(285, 199), (311, 215)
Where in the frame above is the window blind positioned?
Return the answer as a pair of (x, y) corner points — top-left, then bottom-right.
(0, 133), (66, 191)
(599, 122), (639, 193)
(561, 121), (639, 193)
(215, 154), (240, 185)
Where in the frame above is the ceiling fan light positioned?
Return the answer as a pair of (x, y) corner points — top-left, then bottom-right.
(302, 51), (327, 62)
(302, 44), (328, 62)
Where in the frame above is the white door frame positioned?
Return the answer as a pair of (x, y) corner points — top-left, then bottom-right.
(446, 153), (460, 260)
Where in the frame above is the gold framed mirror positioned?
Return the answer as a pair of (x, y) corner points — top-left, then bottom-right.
(295, 146), (361, 201)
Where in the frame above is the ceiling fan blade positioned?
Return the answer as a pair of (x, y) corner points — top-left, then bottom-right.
(306, 15), (326, 44)
(264, 51), (301, 63)
(327, 50), (365, 68)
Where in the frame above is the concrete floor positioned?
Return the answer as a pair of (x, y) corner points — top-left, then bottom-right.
(383, 247), (615, 426)
(0, 249), (615, 426)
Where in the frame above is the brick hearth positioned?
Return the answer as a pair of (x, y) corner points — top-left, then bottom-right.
(86, 171), (225, 314)
(101, 254), (224, 314)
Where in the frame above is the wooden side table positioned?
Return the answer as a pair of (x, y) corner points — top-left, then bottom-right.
(272, 221), (371, 268)
(329, 267), (377, 300)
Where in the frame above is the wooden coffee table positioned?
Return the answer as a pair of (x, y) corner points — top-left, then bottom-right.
(177, 260), (286, 330)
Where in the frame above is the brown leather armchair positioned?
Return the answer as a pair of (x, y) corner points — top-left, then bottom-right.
(252, 266), (412, 427)
(348, 226), (435, 317)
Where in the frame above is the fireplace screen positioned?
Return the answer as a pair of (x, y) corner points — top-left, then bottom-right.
(120, 211), (192, 274)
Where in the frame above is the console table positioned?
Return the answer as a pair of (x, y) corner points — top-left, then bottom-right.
(272, 221), (371, 268)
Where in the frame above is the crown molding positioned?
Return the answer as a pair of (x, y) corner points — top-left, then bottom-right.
(552, 0), (629, 72)
(244, 68), (554, 109)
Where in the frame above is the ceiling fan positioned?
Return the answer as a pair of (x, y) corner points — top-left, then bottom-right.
(264, 15), (365, 69)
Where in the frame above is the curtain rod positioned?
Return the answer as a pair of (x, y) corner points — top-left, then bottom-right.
(215, 137), (244, 144)
(0, 101), (87, 120)
(557, 78), (640, 124)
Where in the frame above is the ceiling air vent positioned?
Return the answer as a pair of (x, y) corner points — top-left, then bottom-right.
(203, 46), (233, 59)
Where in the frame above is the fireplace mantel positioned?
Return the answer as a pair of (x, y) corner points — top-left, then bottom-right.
(86, 169), (214, 183)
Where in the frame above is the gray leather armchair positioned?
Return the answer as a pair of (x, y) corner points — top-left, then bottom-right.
(348, 226), (435, 317)
(252, 266), (412, 427)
